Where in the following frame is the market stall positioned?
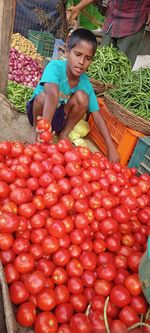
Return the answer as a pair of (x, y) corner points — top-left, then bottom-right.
(0, 1), (150, 333)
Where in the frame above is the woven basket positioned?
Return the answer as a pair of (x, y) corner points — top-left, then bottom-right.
(104, 95), (150, 135)
(90, 78), (114, 95)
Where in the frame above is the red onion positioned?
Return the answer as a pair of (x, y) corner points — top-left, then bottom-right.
(9, 48), (44, 88)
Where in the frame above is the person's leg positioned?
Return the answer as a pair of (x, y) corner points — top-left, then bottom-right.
(101, 27), (117, 47)
(116, 27), (145, 66)
(59, 90), (89, 139)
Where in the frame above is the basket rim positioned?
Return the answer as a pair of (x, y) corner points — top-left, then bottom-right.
(104, 94), (150, 128)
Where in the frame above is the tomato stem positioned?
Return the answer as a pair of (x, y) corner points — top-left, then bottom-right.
(145, 306), (150, 322)
(128, 322), (150, 331)
(104, 296), (110, 333)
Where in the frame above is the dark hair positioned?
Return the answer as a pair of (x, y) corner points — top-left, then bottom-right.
(67, 28), (97, 55)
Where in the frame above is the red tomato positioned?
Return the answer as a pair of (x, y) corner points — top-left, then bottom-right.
(130, 295), (147, 314)
(80, 252), (97, 271)
(70, 293), (87, 312)
(0, 212), (19, 233)
(55, 284), (70, 304)
(94, 279), (112, 297)
(14, 253), (35, 273)
(66, 258), (83, 277)
(4, 263), (20, 284)
(114, 269), (129, 285)
(37, 287), (56, 311)
(68, 277), (83, 294)
(16, 301), (36, 327)
(110, 320), (128, 333)
(1, 248), (16, 265)
(9, 280), (29, 304)
(97, 263), (116, 281)
(52, 267), (67, 285)
(53, 248), (70, 267)
(42, 235), (59, 254)
(0, 141), (11, 155)
(111, 205), (130, 223)
(0, 181), (10, 198)
(24, 270), (46, 295)
(100, 218), (118, 235)
(36, 258), (55, 277)
(57, 324), (71, 333)
(110, 285), (131, 307)
(70, 313), (92, 333)
(55, 303), (74, 324)
(128, 252), (143, 272)
(37, 118), (51, 130)
(34, 312), (58, 333)
(40, 130), (52, 143)
(57, 139), (72, 153)
(0, 233), (14, 250)
(119, 306), (139, 327)
(124, 274), (142, 296)
(50, 203), (67, 220)
(30, 228), (48, 244)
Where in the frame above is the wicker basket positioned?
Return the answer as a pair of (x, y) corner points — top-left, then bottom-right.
(90, 78), (114, 95)
(104, 95), (150, 135)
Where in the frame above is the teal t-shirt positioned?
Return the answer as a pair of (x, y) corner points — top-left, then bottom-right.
(32, 59), (99, 113)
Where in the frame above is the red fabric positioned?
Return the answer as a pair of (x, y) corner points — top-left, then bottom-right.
(103, 0), (150, 38)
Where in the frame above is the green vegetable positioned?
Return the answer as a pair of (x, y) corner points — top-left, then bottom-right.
(108, 68), (150, 120)
(7, 81), (33, 113)
(88, 45), (132, 85)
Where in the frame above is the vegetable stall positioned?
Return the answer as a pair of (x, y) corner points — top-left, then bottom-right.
(0, 1), (150, 333)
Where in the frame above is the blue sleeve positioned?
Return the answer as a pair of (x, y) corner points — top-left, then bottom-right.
(89, 88), (100, 112)
(40, 61), (60, 85)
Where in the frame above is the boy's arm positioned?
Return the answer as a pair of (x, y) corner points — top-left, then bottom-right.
(91, 111), (120, 163)
(43, 83), (59, 124)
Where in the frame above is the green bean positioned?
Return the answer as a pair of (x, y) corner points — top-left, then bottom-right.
(7, 81), (33, 113)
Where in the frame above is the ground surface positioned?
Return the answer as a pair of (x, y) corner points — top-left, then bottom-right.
(0, 94), (35, 143)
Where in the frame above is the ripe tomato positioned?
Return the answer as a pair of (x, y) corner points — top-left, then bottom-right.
(42, 235), (59, 254)
(0, 212), (19, 233)
(55, 284), (70, 304)
(0, 233), (14, 250)
(124, 274), (142, 296)
(53, 248), (70, 267)
(57, 138), (72, 153)
(110, 285), (131, 307)
(70, 293), (87, 312)
(0, 181), (10, 198)
(70, 313), (92, 333)
(9, 280), (29, 304)
(50, 203), (67, 220)
(16, 301), (36, 327)
(110, 320), (128, 333)
(37, 287), (56, 311)
(119, 305), (139, 327)
(24, 270), (46, 295)
(55, 303), (74, 324)
(100, 218), (118, 235)
(52, 267), (67, 285)
(14, 253), (35, 273)
(36, 258), (55, 277)
(37, 117), (51, 131)
(66, 258), (83, 277)
(57, 324), (71, 333)
(94, 279), (112, 297)
(68, 277), (83, 294)
(130, 295), (147, 314)
(80, 252), (97, 271)
(97, 263), (116, 281)
(34, 312), (58, 333)
(4, 263), (20, 284)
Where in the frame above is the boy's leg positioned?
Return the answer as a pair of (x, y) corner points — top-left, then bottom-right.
(59, 90), (88, 139)
(32, 92), (45, 129)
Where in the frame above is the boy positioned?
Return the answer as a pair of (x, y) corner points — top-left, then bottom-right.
(27, 28), (119, 163)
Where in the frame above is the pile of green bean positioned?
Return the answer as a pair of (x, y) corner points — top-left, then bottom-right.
(7, 81), (33, 113)
(88, 45), (132, 84)
(108, 68), (150, 121)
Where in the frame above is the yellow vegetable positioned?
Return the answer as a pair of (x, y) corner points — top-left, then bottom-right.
(11, 33), (43, 61)
(73, 120), (90, 138)
(72, 138), (88, 147)
(69, 130), (81, 141)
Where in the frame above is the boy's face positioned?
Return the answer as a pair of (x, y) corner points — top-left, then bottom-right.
(67, 40), (94, 78)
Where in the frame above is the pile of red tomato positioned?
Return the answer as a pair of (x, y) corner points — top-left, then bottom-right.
(0, 137), (150, 333)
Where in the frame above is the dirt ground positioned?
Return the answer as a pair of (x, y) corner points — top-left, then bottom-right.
(0, 94), (35, 143)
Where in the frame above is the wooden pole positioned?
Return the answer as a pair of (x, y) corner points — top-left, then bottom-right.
(0, 0), (15, 95)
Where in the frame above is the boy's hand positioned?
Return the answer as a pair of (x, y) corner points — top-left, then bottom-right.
(107, 145), (120, 163)
(36, 116), (53, 143)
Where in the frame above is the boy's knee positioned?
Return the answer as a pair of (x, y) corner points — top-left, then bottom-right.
(74, 91), (89, 108)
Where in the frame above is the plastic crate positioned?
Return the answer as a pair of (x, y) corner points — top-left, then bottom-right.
(88, 98), (144, 165)
(128, 137), (150, 175)
(28, 30), (55, 57)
